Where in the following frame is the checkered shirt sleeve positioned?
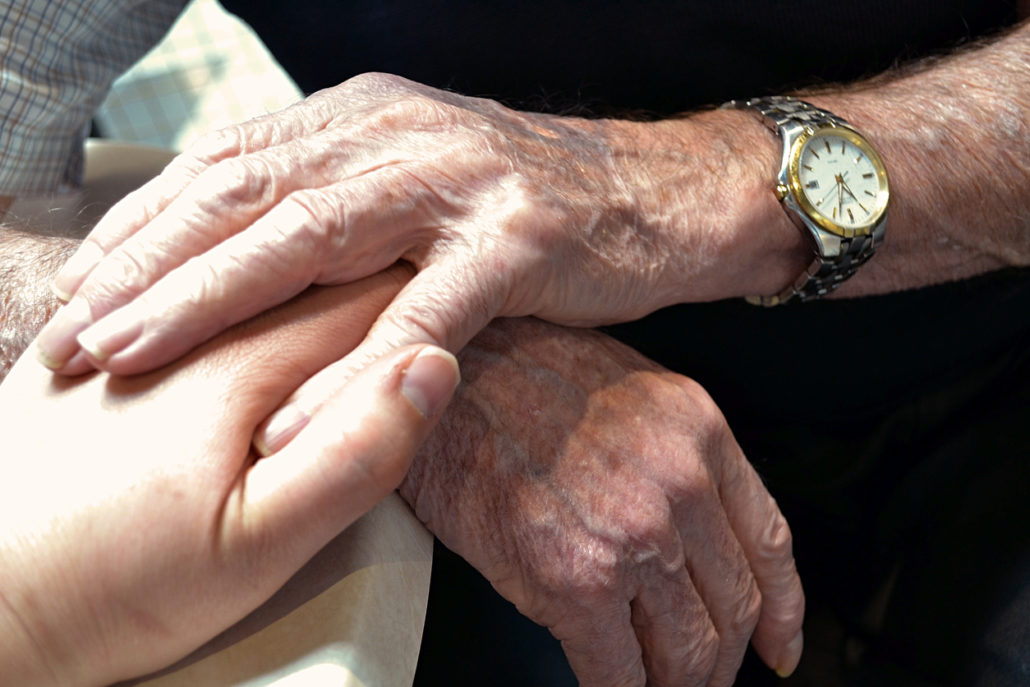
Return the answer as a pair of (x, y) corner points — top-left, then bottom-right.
(0, 0), (186, 195)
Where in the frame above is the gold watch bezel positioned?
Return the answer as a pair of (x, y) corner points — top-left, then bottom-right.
(787, 125), (890, 239)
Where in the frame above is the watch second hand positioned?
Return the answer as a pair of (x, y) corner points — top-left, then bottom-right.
(818, 181), (838, 208)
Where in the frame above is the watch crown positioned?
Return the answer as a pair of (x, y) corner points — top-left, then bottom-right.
(776, 184), (790, 200)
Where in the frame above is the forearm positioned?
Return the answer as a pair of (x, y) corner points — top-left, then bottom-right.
(0, 227), (77, 379)
(807, 18), (1030, 294)
(599, 18), (1030, 302)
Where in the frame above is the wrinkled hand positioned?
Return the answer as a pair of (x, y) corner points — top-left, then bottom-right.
(0, 268), (458, 686)
(400, 319), (805, 687)
(36, 72), (692, 377)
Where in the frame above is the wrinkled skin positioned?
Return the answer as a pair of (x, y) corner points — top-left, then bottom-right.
(36, 72), (781, 379)
(401, 318), (805, 686)
(7, 218), (803, 685)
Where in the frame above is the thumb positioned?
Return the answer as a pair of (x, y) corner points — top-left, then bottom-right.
(254, 263), (500, 455)
(239, 344), (460, 560)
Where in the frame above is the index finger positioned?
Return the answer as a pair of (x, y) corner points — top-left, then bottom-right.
(252, 261), (506, 453)
(52, 93), (345, 301)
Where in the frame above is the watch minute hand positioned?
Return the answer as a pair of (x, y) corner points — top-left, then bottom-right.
(840, 179), (869, 214)
(840, 178), (859, 200)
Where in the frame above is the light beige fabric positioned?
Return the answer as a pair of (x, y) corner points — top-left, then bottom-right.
(128, 494), (432, 687)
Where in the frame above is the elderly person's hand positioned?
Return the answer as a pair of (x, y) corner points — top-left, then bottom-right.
(404, 319), (804, 687)
(0, 267), (458, 686)
(34, 72), (798, 377)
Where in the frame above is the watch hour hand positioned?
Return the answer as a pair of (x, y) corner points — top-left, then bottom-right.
(839, 181), (869, 214)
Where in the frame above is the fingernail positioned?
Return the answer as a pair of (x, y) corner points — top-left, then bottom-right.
(58, 350), (96, 377)
(34, 298), (94, 370)
(255, 404), (311, 457)
(35, 341), (66, 370)
(76, 311), (144, 364)
(53, 241), (104, 302)
(51, 280), (72, 304)
(401, 347), (460, 419)
(776, 631), (804, 678)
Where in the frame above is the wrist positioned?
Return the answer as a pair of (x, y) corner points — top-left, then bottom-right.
(601, 109), (810, 304)
(0, 567), (65, 687)
(0, 545), (119, 687)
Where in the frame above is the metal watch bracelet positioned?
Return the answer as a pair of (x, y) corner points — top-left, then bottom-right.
(727, 96), (886, 306)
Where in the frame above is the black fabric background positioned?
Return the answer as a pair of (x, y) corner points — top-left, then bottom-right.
(223, 0), (1018, 114)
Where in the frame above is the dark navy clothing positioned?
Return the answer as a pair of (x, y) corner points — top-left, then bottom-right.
(223, 0), (1018, 114)
(218, 2), (1030, 684)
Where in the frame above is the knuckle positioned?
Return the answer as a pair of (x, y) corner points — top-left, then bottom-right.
(200, 157), (273, 205)
(491, 180), (570, 258)
(371, 94), (451, 134)
(603, 662), (646, 687)
(340, 72), (423, 106)
(620, 502), (684, 570)
(561, 548), (622, 603)
(389, 308), (449, 347)
(278, 189), (341, 254)
(758, 510), (795, 564)
(180, 257), (230, 313)
(685, 385), (729, 443)
(372, 276), (490, 349)
(85, 246), (157, 306)
(681, 624), (720, 683)
(282, 188), (327, 224)
(368, 164), (437, 222)
(752, 512), (806, 630)
(342, 71), (397, 92)
(157, 153), (205, 189)
(727, 578), (763, 639)
(762, 572), (806, 630)
(625, 511), (670, 549)
(184, 124), (245, 164)
(664, 456), (718, 506)
(769, 594), (806, 634)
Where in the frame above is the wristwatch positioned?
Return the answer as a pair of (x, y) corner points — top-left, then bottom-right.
(724, 96), (890, 306)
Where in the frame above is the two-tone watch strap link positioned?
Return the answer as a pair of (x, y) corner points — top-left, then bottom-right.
(731, 95), (851, 133)
(754, 224), (885, 306)
(728, 96), (885, 306)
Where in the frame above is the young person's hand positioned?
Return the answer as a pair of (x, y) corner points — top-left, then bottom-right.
(0, 267), (458, 686)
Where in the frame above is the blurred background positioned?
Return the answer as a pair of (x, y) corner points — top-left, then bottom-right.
(93, 0), (302, 151)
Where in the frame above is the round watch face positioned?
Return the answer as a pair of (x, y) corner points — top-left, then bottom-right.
(789, 127), (889, 237)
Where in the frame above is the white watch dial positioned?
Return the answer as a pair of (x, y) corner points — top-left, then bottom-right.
(795, 130), (887, 231)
